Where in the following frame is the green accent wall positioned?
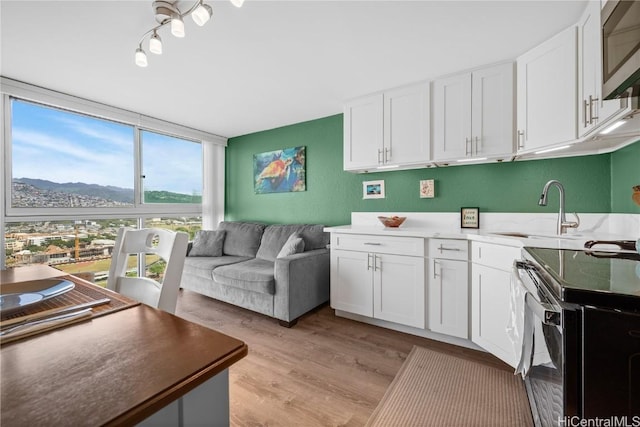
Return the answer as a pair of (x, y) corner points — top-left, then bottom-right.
(610, 141), (640, 213)
(226, 114), (639, 226)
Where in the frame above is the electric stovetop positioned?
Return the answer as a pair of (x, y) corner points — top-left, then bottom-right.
(524, 247), (640, 312)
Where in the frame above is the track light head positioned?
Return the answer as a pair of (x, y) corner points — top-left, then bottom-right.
(192, 3), (213, 26)
(171, 14), (185, 37)
(149, 31), (163, 54)
(135, 47), (148, 67)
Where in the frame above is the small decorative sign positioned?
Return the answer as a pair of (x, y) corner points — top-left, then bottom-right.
(460, 207), (479, 229)
(363, 180), (385, 199)
(420, 179), (435, 198)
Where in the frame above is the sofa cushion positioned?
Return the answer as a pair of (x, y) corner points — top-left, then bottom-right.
(277, 233), (305, 258)
(188, 230), (226, 257)
(183, 255), (252, 280)
(218, 221), (266, 257)
(213, 258), (276, 295)
(256, 224), (328, 261)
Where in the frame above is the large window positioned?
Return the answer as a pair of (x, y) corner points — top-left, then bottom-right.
(3, 217), (202, 286)
(9, 99), (204, 211)
(1, 78), (225, 271)
(11, 99), (135, 208)
(141, 130), (202, 204)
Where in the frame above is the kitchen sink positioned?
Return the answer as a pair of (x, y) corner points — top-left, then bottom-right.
(490, 231), (585, 240)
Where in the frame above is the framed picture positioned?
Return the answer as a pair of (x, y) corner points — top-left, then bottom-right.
(253, 146), (306, 194)
(363, 180), (385, 199)
(419, 179), (435, 198)
(461, 207), (479, 229)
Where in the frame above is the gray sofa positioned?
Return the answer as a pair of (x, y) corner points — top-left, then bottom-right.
(180, 221), (330, 327)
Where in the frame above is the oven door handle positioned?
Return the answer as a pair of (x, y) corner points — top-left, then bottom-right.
(525, 292), (561, 326)
(515, 261), (561, 326)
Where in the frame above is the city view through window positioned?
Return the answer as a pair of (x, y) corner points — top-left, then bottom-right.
(5, 98), (204, 282)
(5, 218), (201, 285)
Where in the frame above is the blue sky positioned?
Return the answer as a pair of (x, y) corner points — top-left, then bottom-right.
(11, 100), (202, 195)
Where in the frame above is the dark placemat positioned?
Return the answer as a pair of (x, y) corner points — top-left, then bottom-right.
(1, 275), (139, 321)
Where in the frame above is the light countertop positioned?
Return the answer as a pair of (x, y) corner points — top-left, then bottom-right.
(323, 224), (632, 251)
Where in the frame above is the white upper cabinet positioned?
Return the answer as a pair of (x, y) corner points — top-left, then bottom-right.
(578, 0), (625, 136)
(343, 83), (430, 172)
(384, 84), (431, 167)
(433, 63), (514, 162)
(343, 94), (384, 171)
(517, 26), (578, 152)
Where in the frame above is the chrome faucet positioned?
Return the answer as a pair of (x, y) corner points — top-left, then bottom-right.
(538, 180), (580, 235)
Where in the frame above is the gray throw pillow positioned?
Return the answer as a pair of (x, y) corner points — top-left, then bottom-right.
(276, 233), (305, 259)
(189, 230), (226, 257)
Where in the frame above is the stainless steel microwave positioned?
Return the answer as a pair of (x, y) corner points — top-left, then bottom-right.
(602, 0), (640, 100)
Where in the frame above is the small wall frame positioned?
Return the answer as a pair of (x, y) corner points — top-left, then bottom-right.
(363, 180), (385, 199)
(460, 207), (480, 229)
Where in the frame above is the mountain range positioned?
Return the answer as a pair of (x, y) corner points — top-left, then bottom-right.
(13, 178), (201, 204)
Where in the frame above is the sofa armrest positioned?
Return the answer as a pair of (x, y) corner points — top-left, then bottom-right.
(273, 248), (330, 322)
(186, 241), (193, 256)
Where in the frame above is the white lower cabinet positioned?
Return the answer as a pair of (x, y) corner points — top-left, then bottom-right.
(331, 249), (373, 317)
(471, 242), (521, 367)
(330, 234), (426, 329)
(428, 239), (469, 339)
(374, 253), (425, 328)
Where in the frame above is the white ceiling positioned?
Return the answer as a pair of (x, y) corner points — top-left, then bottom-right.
(1, 0), (588, 138)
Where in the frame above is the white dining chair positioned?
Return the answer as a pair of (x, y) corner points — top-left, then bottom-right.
(106, 227), (189, 314)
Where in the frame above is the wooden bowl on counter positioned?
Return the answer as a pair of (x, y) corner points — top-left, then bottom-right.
(378, 216), (407, 228)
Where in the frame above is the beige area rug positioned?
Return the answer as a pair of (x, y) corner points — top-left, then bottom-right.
(366, 346), (534, 427)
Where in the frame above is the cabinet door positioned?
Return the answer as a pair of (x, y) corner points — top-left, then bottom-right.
(471, 265), (517, 367)
(516, 26), (578, 152)
(578, 0), (624, 135)
(471, 63), (514, 158)
(330, 249), (373, 317)
(343, 94), (383, 171)
(373, 253), (425, 328)
(578, 0), (600, 136)
(384, 84), (430, 166)
(429, 258), (469, 338)
(432, 73), (472, 161)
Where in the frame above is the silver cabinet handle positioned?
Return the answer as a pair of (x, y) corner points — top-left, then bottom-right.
(367, 253), (372, 270)
(438, 244), (461, 252)
(364, 242), (382, 246)
(517, 130), (525, 149)
(385, 147), (391, 163)
(589, 95), (598, 123)
(474, 136), (479, 156)
(377, 149), (383, 164)
(465, 137), (471, 156)
(433, 259), (439, 279)
(583, 99), (589, 128)
(374, 254), (380, 271)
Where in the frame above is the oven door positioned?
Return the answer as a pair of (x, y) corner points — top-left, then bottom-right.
(513, 260), (564, 427)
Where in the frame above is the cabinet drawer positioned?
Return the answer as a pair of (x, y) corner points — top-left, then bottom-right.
(429, 239), (468, 260)
(471, 242), (522, 271)
(332, 234), (425, 257)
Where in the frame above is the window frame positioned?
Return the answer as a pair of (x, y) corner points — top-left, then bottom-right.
(1, 77), (227, 269)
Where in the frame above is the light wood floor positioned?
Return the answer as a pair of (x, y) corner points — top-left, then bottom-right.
(176, 290), (513, 427)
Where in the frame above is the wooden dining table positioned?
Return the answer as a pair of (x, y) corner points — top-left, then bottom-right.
(0, 265), (248, 426)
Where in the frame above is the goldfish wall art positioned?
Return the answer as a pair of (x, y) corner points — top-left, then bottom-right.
(253, 146), (306, 194)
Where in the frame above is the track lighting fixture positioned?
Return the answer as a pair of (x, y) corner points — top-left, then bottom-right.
(135, 0), (241, 67)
